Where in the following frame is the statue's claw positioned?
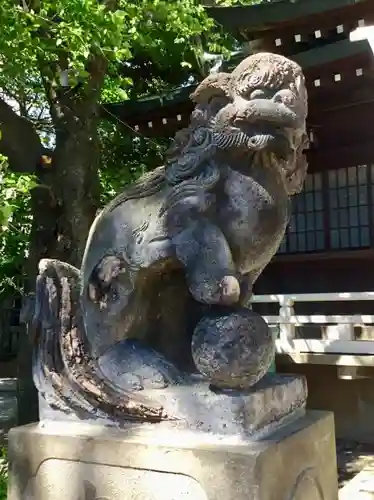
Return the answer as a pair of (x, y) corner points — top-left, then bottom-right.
(218, 275), (241, 305)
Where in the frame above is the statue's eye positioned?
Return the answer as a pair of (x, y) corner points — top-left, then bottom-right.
(273, 89), (297, 107)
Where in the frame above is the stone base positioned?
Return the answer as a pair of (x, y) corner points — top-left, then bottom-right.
(8, 411), (338, 500)
(39, 374), (308, 439)
(141, 374), (307, 437)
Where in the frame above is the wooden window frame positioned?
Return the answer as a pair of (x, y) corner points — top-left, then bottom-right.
(278, 164), (373, 255)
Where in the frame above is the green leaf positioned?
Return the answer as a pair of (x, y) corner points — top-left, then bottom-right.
(0, 204), (13, 228)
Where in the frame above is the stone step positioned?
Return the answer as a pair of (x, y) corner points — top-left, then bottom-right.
(0, 394), (17, 422)
(0, 379), (17, 431)
(0, 378), (17, 393)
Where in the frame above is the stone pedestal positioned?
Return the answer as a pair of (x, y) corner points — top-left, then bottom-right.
(8, 410), (338, 500)
(38, 374), (308, 438)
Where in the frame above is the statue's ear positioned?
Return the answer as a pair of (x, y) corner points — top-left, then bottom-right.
(286, 133), (309, 195)
(190, 73), (232, 105)
(286, 156), (308, 195)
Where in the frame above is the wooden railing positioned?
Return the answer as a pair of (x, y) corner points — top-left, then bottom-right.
(251, 292), (374, 355)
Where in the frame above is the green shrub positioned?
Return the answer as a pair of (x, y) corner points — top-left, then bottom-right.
(0, 447), (8, 500)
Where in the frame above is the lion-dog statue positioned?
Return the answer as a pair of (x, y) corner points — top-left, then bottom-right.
(29, 52), (308, 423)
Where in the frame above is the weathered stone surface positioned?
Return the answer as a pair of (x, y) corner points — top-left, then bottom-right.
(8, 411), (338, 500)
(192, 309), (274, 389)
(98, 339), (189, 391)
(140, 373), (308, 437)
(38, 374), (308, 438)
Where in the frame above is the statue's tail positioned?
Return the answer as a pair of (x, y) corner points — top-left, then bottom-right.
(30, 258), (174, 422)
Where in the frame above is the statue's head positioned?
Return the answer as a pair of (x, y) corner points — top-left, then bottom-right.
(176, 52), (308, 195)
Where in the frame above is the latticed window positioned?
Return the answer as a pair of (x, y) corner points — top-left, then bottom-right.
(328, 165), (371, 249)
(278, 165), (373, 254)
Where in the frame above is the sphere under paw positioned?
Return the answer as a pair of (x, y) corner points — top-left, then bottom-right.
(191, 308), (274, 390)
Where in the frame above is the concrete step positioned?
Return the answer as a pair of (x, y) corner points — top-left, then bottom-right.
(0, 379), (17, 433)
(0, 378), (17, 393)
(0, 394), (17, 422)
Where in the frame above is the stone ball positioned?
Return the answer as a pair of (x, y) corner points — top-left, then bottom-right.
(191, 308), (274, 390)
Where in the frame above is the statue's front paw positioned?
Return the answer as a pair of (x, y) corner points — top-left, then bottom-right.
(190, 274), (241, 305)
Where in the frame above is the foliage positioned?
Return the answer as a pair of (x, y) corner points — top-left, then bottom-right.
(0, 157), (36, 300)
(98, 121), (169, 204)
(213, 0), (270, 5)
(0, 446), (8, 500)
(0, 0), (225, 104)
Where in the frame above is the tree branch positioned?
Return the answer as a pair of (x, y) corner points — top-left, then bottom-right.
(0, 95), (44, 173)
(83, 53), (108, 104)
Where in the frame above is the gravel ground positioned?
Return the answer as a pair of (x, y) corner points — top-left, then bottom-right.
(337, 440), (374, 488)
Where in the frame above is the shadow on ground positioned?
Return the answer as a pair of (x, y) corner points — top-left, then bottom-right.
(337, 439), (374, 488)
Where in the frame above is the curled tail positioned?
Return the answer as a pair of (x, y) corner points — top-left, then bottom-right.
(30, 258), (175, 423)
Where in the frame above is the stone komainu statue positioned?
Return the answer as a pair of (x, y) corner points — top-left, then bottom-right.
(30, 52), (308, 423)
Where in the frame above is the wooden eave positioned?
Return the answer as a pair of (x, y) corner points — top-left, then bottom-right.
(294, 39), (368, 71)
(103, 85), (195, 123)
(103, 38), (373, 138)
(207, 0), (373, 40)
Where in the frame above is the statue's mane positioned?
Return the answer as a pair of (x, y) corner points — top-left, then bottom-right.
(105, 110), (219, 217)
(106, 165), (166, 214)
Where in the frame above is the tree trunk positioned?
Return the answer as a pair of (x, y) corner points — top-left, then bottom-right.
(52, 117), (101, 268)
(26, 119), (101, 278)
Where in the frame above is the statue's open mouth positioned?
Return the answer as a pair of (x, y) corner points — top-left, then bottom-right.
(212, 97), (301, 154)
(213, 121), (292, 158)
